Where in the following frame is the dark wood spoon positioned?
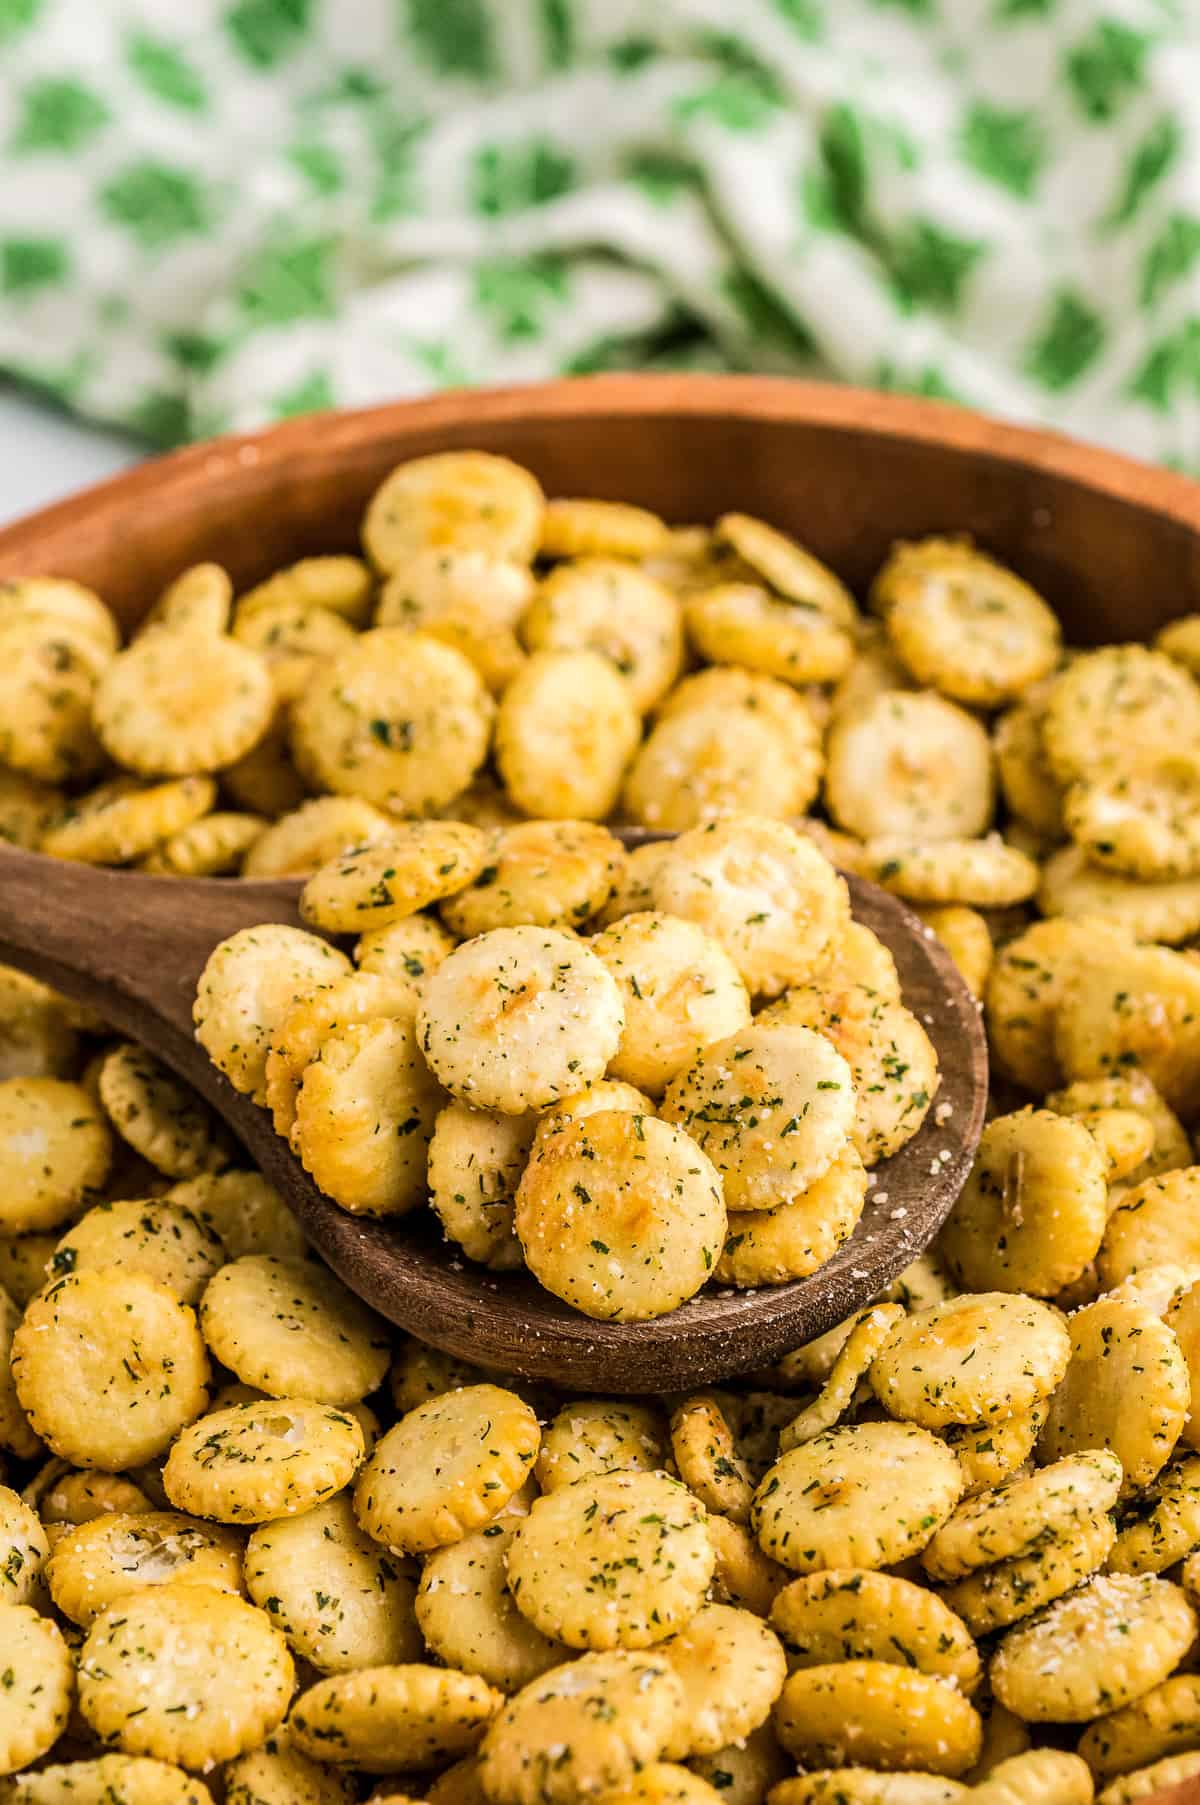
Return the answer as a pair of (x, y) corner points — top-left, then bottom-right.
(0, 840), (986, 1392)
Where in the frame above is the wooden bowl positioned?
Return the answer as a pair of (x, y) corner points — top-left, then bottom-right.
(4, 384), (1200, 1803)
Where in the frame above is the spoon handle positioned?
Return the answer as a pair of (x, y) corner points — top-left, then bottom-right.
(0, 842), (302, 1042)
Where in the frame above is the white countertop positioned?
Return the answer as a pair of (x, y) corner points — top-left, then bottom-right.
(0, 384), (141, 528)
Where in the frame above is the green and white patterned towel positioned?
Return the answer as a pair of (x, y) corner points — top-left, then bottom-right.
(0, 0), (1197, 465)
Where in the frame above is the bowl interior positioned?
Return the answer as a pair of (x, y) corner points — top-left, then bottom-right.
(0, 375), (1197, 636)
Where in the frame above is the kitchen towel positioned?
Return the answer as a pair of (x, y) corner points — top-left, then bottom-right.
(0, 0), (1196, 465)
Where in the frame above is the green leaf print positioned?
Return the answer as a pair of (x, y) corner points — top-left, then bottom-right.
(270, 368), (336, 418)
(127, 390), (190, 447)
(1141, 214), (1200, 309)
(22, 350), (96, 411)
(470, 137), (576, 216)
(237, 238), (337, 326)
(224, 0), (312, 70)
(368, 114), (427, 222)
(814, 104), (920, 238)
(163, 330), (228, 374)
(874, 358), (961, 401)
(674, 73), (780, 133)
(404, 0), (496, 80)
(563, 333), (644, 376)
(1128, 320), (1200, 411)
(399, 337), (472, 387)
(622, 150), (699, 208)
(99, 162), (215, 250)
(695, 30), (780, 85)
(1104, 113), (1183, 228)
(315, 68), (386, 105)
(721, 269), (816, 353)
(473, 255), (570, 342)
(607, 38), (656, 73)
(797, 164), (841, 232)
(1024, 290), (1106, 390)
(867, 0), (935, 14)
(820, 104), (869, 233)
(287, 139), (344, 195)
(993, 0), (1055, 17)
(125, 32), (209, 112)
(1063, 21), (1152, 122)
(0, 0), (39, 43)
(539, 0), (572, 68)
(0, 236), (69, 295)
(889, 219), (987, 313)
(11, 78), (109, 154)
(771, 0), (825, 40)
(960, 102), (1046, 198)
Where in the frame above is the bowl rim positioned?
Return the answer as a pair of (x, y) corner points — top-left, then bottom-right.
(1, 372), (1198, 555)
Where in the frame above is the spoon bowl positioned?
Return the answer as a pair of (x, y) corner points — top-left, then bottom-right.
(0, 838), (986, 1391)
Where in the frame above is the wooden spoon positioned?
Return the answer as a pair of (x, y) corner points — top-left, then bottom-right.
(0, 841), (986, 1392)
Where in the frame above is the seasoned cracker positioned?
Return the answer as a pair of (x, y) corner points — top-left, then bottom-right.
(293, 1016), (442, 1216)
(940, 1512), (1116, 1636)
(670, 1393), (755, 1523)
(939, 1108), (1108, 1297)
(12, 1269), (208, 1469)
(164, 1399), (364, 1524)
(659, 1603), (785, 1758)
(246, 1491), (421, 1672)
(428, 1102), (533, 1270)
(363, 451), (544, 573)
(354, 1384), (539, 1554)
(441, 821), (626, 939)
(990, 1573), (1196, 1723)
(770, 1568), (979, 1694)
(773, 1661), (981, 1778)
(290, 629), (494, 816)
(714, 1146), (868, 1288)
(825, 691), (994, 842)
(94, 627), (274, 776)
(78, 1583), (294, 1768)
(0, 1482), (48, 1607)
(417, 926), (624, 1115)
(880, 538), (1060, 708)
(505, 1470), (713, 1650)
(685, 583), (852, 687)
(515, 1110), (725, 1321)
(300, 823), (487, 933)
(200, 1254), (390, 1404)
(193, 923), (351, 1105)
(869, 1294), (1069, 1430)
(521, 559), (684, 711)
(1043, 646), (1200, 785)
(536, 1400), (666, 1493)
(922, 1449), (1121, 1583)
(0, 1076), (111, 1233)
(478, 1650), (683, 1805)
(287, 1664), (502, 1773)
(1039, 1296), (1190, 1496)
(243, 795), (397, 877)
(376, 547), (532, 694)
(0, 1604), (73, 1775)
(751, 1422), (963, 1574)
(98, 1042), (227, 1178)
(649, 818), (850, 998)
(417, 1500), (564, 1693)
(47, 1508), (243, 1625)
(50, 1197), (224, 1303)
(495, 650), (640, 821)
(663, 1022), (854, 1210)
